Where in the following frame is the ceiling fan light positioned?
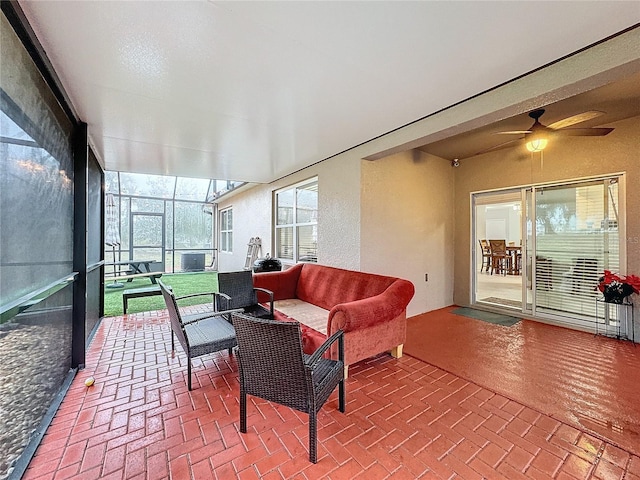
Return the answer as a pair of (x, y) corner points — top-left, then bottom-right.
(526, 137), (548, 152)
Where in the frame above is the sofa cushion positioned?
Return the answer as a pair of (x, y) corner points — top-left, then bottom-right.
(273, 299), (329, 335)
(271, 307), (327, 356)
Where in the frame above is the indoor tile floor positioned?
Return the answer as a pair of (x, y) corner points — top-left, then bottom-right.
(23, 308), (640, 480)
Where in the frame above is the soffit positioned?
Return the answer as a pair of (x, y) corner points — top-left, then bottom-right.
(418, 71), (640, 161)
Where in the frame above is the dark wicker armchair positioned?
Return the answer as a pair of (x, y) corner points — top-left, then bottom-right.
(231, 313), (346, 463)
(159, 281), (239, 391)
(217, 271), (274, 319)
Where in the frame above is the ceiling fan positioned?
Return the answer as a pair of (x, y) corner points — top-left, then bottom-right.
(490, 109), (614, 153)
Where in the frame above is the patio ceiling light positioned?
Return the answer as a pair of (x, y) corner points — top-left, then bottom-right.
(525, 136), (548, 152)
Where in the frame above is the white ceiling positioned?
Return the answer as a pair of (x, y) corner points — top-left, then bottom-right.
(19, 1), (640, 184)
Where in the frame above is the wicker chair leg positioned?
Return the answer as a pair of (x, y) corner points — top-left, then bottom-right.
(240, 390), (247, 433)
(171, 331), (175, 351)
(309, 411), (317, 463)
(338, 380), (345, 413)
(187, 358), (192, 391)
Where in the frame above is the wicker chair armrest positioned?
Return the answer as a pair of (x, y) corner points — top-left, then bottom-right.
(253, 287), (274, 315)
(306, 329), (344, 367)
(182, 308), (244, 326)
(175, 291), (216, 302)
(216, 292), (232, 310)
(253, 287), (273, 299)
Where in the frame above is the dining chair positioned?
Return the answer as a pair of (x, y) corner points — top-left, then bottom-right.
(232, 312), (345, 463)
(489, 239), (510, 275)
(479, 239), (492, 273)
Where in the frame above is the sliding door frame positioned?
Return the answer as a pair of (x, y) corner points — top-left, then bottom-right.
(471, 172), (627, 331)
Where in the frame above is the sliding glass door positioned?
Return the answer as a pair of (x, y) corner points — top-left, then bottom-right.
(529, 177), (623, 327)
(473, 191), (523, 309)
(474, 175), (625, 333)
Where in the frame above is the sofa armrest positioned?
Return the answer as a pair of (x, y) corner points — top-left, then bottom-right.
(328, 279), (414, 333)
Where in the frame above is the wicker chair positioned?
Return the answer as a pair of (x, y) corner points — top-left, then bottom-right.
(232, 313), (346, 463)
(217, 271), (275, 319)
(159, 281), (239, 391)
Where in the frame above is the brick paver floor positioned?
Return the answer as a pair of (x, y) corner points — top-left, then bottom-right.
(23, 309), (640, 479)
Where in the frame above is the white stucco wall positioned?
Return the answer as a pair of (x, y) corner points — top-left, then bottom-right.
(218, 147), (455, 318)
(360, 150), (455, 317)
(216, 187), (273, 272)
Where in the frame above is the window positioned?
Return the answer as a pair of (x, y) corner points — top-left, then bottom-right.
(275, 178), (318, 263)
(220, 208), (233, 253)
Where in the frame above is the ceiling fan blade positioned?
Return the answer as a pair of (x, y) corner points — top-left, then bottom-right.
(547, 110), (605, 130)
(554, 127), (614, 137)
(496, 130), (532, 135)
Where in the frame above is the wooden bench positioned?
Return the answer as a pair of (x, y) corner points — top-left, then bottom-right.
(123, 285), (171, 314)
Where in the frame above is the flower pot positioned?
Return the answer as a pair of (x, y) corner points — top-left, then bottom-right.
(603, 292), (625, 304)
(602, 283), (633, 304)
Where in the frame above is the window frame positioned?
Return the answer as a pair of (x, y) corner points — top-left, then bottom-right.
(274, 177), (318, 264)
(219, 207), (233, 253)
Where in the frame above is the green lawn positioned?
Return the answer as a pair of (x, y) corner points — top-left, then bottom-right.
(104, 272), (219, 317)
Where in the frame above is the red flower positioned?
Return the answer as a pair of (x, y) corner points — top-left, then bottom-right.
(596, 270), (640, 295)
(625, 274), (640, 294)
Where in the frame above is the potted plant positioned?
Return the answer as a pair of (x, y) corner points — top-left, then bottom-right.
(596, 270), (640, 304)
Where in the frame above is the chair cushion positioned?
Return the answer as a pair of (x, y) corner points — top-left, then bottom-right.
(184, 316), (237, 357)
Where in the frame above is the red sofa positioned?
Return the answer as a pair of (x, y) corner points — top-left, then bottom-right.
(253, 263), (415, 374)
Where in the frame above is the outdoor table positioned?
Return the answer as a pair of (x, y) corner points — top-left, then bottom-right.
(106, 259), (157, 275)
(105, 260), (160, 283)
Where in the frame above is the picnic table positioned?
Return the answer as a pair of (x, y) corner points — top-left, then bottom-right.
(105, 260), (162, 284)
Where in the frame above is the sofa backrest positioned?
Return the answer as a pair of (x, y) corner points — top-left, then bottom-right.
(253, 263), (303, 302)
(296, 263), (398, 310)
